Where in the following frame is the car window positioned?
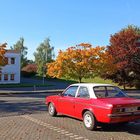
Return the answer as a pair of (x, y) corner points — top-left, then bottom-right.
(63, 86), (78, 97)
(107, 86), (119, 97)
(77, 86), (90, 98)
(93, 86), (128, 98)
(93, 86), (106, 98)
(107, 86), (127, 98)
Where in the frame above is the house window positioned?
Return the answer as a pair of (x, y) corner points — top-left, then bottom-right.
(11, 58), (15, 64)
(4, 74), (8, 81)
(10, 74), (15, 80)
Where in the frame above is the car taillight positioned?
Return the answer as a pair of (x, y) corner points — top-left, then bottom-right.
(113, 108), (125, 113)
(113, 106), (140, 113)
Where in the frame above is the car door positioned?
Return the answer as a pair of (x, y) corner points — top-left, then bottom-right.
(74, 86), (91, 119)
(58, 86), (78, 116)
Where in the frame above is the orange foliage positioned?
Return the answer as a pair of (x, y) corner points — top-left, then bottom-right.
(0, 43), (7, 66)
(98, 50), (117, 75)
(47, 43), (113, 82)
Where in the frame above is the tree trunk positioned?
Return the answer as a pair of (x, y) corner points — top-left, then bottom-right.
(123, 77), (126, 90)
(123, 83), (126, 90)
(120, 70), (126, 90)
(78, 77), (82, 83)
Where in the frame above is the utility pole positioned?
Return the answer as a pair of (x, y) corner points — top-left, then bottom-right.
(42, 66), (45, 85)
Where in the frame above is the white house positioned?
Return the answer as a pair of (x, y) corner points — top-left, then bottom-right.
(0, 50), (21, 84)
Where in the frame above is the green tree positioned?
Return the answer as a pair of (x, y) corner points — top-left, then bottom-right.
(34, 38), (54, 76)
(11, 37), (28, 68)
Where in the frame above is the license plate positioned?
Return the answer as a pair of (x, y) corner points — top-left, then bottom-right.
(125, 107), (137, 112)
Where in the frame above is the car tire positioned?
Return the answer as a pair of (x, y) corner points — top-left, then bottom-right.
(48, 103), (57, 117)
(83, 111), (97, 130)
(119, 122), (129, 125)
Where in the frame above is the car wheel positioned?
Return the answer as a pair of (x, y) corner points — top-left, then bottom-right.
(48, 103), (57, 117)
(83, 111), (97, 130)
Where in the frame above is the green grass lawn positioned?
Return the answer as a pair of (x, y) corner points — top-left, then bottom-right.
(62, 76), (117, 84)
(85, 77), (136, 89)
(82, 77), (117, 85)
(62, 77), (132, 89)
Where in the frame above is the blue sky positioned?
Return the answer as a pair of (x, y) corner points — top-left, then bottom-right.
(0, 0), (140, 60)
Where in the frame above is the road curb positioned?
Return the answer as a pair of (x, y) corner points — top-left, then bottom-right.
(0, 89), (64, 95)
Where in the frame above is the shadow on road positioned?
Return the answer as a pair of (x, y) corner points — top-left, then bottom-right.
(55, 114), (140, 136)
(0, 93), (48, 117)
(0, 92), (59, 118)
(97, 123), (140, 135)
(0, 100), (47, 117)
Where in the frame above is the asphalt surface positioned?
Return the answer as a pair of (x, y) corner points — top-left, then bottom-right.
(0, 92), (53, 117)
(0, 92), (140, 140)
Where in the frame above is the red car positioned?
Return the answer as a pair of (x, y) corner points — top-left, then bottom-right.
(46, 83), (140, 130)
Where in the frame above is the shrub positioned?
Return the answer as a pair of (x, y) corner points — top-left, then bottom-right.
(21, 64), (37, 77)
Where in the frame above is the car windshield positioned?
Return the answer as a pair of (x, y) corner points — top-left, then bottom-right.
(93, 86), (128, 98)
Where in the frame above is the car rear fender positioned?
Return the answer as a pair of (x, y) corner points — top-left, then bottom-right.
(82, 108), (96, 118)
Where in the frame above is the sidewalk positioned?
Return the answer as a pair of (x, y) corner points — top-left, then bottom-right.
(0, 87), (64, 94)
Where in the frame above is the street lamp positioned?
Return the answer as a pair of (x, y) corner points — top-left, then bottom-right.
(42, 63), (48, 85)
(42, 66), (46, 85)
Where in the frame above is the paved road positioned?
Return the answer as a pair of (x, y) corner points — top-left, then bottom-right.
(0, 93), (140, 140)
(0, 92), (52, 117)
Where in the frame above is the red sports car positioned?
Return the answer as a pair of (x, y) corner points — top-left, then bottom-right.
(46, 83), (140, 130)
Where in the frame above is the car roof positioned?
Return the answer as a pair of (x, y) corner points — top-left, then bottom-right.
(70, 83), (113, 87)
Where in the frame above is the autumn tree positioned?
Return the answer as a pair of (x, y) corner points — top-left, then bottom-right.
(11, 37), (28, 68)
(34, 38), (54, 76)
(0, 43), (7, 66)
(47, 43), (106, 83)
(107, 25), (140, 89)
(98, 50), (117, 77)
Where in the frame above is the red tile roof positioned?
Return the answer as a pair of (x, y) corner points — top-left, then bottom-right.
(6, 50), (20, 53)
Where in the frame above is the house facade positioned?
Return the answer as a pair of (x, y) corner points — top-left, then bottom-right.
(0, 50), (21, 84)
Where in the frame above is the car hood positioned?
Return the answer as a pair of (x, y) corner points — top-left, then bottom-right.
(98, 97), (140, 107)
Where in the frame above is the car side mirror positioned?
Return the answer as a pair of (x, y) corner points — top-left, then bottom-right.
(77, 94), (80, 97)
(58, 93), (63, 96)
